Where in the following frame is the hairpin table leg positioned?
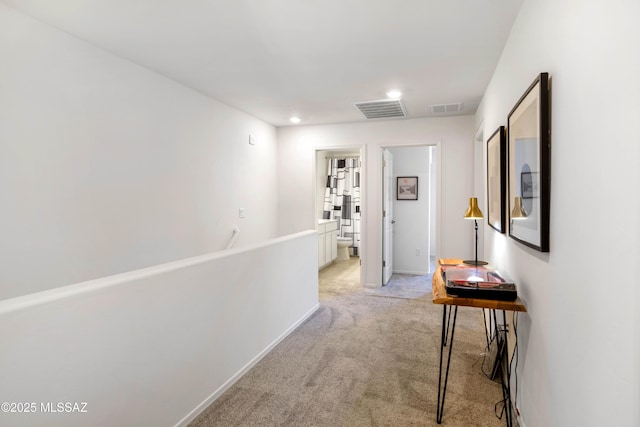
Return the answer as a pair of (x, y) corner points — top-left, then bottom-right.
(436, 304), (458, 424)
(444, 305), (453, 346)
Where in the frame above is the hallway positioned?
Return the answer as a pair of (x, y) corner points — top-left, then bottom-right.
(190, 259), (505, 426)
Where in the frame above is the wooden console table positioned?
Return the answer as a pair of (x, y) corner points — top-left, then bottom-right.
(432, 259), (526, 426)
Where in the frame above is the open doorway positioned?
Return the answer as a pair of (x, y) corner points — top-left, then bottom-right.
(314, 147), (364, 287)
(382, 145), (437, 285)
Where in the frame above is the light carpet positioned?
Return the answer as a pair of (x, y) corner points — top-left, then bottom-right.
(189, 258), (508, 426)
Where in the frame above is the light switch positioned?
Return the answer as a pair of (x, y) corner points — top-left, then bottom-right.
(239, 208), (246, 218)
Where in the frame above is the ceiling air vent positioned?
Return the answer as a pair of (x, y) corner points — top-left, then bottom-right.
(354, 99), (407, 119)
(430, 102), (464, 114)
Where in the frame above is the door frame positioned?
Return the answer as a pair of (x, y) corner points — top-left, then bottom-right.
(473, 124), (485, 262)
(379, 142), (442, 284)
(313, 144), (366, 284)
(382, 148), (394, 284)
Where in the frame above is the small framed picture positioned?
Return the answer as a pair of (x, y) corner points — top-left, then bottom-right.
(397, 176), (418, 200)
(521, 172), (539, 198)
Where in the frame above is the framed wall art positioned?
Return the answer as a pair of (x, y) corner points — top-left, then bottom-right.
(397, 176), (418, 200)
(487, 126), (506, 233)
(507, 72), (551, 252)
(521, 172), (539, 198)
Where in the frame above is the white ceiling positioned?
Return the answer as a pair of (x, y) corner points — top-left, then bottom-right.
(4, 0), (523, 127)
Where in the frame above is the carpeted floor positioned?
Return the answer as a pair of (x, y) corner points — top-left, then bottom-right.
(189, 257), (508, 426)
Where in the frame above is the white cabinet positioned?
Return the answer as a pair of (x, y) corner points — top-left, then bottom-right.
(318, 232), (326, 267)
(317, 220), (338, 269)
(329, 232), (337, 263)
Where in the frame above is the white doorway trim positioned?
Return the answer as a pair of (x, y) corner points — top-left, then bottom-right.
(378, 142), (442, 285)
(313, 144), (366, 285)
(382, 148), (394, 284)
(473, 123), (485, 261)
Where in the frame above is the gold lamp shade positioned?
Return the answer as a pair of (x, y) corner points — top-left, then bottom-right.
(462, 197), (487, 266)
(511, 197), (528, 219)
(464, 197), (484, 219)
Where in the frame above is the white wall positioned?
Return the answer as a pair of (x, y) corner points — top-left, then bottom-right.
(389, 146), (430, 275)
(476, 0), (640, 425)
(277, 116), (475, 287)
(0, 4), (278, 300)
(0, 231), (319, 427)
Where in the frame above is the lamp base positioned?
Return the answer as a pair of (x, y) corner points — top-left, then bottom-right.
(462, 260), (489, 266)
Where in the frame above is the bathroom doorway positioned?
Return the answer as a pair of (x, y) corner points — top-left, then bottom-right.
(314, 147), (364, 287)
(382, 144), (438, 284)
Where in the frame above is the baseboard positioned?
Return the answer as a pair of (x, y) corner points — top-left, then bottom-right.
(362, 282), (380, 288)
(515, 406), (525, 427)
(392, 269), (429, 276)
(175, 303), (320, 427)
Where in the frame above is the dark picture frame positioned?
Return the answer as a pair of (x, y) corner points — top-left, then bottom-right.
(507, 72), (551, 252)
(521, 172), (539, 199)
(487, 126), (506, 233)
(397, 176), (418, 200)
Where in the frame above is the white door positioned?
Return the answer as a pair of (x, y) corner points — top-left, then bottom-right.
(383, 149), (393, 284)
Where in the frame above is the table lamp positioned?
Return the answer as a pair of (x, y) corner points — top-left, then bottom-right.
(463, 197), (488, 266)
(511, 196), (528, 219)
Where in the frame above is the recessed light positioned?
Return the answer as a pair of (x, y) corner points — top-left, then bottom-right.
(386, 90), (402, 99)
(290, 116), (301, 124)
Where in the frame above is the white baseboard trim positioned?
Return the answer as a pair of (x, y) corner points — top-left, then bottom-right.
(392, 269), (429, 276)
(175, 303), (320, 427)
(514, 401), (525, 427)
(362, 282), (381, 288)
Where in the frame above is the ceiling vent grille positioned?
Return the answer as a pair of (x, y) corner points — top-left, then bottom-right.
(354, 99), (407, 119)
(430, 102), (464, 114)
